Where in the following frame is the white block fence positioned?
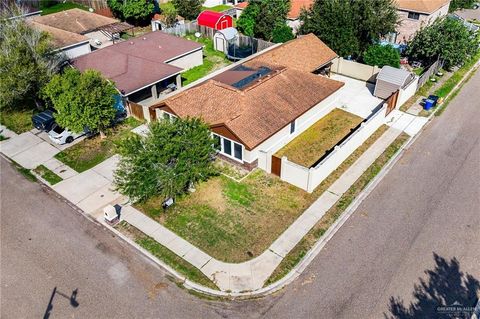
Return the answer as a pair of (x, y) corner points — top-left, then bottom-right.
(280, 104), (388, 193)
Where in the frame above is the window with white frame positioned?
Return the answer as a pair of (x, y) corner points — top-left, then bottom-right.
(213, 133), (243, 162)
(162, 110), (177, 121)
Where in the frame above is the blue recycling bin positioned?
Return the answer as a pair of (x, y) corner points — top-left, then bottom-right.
(424, 99), (434, 111)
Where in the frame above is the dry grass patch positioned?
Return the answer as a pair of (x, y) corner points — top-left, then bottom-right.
(275, 108), (363, 167)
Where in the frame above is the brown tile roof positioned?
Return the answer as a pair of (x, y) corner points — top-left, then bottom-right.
(157, 67), (344, 150)
(244, 34), (337, 73)
(72, 31), (203, 95)
(28, 21), (89, 49)
(235, 0), (313, 19)
(288, 0), (314, 19)
(396, 0), (450, 14)
(32, 8), (118, 34)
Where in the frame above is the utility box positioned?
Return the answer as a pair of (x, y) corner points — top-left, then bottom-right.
(104, 205), (119, 225)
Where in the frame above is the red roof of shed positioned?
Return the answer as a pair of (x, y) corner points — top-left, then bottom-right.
(197, 10), (230, 29)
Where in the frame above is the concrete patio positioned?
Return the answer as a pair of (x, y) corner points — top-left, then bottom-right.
(332, 74), (384, 118)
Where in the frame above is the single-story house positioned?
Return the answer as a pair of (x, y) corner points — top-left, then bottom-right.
(390, 0), (451, 44)
(30, 8), (133, 57)
(149, 34), (342, 171)
(235, 0), (313, 33)
(28, 20), (91, 59)
(197, 10), (234, 30)
(72, 31), (204, 105)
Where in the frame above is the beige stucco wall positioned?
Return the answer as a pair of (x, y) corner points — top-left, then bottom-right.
(395, 3), (449, 44)
(166, 48), (203, 71)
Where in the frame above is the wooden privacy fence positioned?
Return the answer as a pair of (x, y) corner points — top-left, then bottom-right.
(417, 59), (443, 89)
(127, 101), (145, 121)
(162, 21), (274, 55)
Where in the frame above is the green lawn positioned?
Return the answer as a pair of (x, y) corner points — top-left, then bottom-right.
(181, 35), (231, 86)
(55, 117), (142, 172)
(265, 131), (410, 285)
(201, 5), (232, 12)
(33, 165), (63, 185)
(135, 125), (389, 263)
(0, 108), (34, 134)
(115, 221), (218, 289)
(40, 2), (88, 15)
(275, 109), (363, 167)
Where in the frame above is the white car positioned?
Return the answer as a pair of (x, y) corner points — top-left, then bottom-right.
(48, 124), (88, 145)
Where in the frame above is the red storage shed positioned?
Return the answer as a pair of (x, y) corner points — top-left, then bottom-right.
(197, 10), (233, 30)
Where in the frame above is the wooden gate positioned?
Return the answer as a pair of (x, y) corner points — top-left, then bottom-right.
(271, 155), (282, 177)
(385, 90), (399, 116)
(128, 101), (145, 120)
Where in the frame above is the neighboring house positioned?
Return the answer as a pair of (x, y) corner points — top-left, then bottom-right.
(392, 0), (451, 44)
(28, 20), (91, 59)
(30, 8), (133, 58)
(234, 0), (313, 33)
(72, 31), (204, 105)
(151, 12), (185, 31)
(149, 34), (341, 171)
(197, 10), (234, 30)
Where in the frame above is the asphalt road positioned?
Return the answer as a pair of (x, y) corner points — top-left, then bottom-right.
(1, 69), (479, 319)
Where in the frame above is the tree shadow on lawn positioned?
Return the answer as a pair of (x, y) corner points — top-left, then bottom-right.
(385, 253), (479, 319)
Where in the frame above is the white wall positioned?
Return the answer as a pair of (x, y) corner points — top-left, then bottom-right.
(248, 91), (340, 170)
(280, 104), (388, 192)
(396, 76), (419, 109)
(203, 0), (224, 7)
(166, 49), (203, 70)
(61, 42), (91, 59)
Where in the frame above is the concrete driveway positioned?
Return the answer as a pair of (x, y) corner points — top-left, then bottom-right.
(0, 132), (59, 169)
(52, 155), (125, 216)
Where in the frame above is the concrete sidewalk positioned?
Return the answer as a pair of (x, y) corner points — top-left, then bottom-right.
(117, 125), (406, 292)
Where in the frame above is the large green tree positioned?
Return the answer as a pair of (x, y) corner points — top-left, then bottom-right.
(449, 0), (475, 12)
(0, 5), (62, 110)
(107, 0), (155, 23)
(171, 0), (202, 21)
(406, 18), (478, 69)
(363, 44), (400, 68)
(114, 118), (217, 203)
(300, 0), (398, 57)
(42, 68), (117, 134)
(237, 0), (292, 42)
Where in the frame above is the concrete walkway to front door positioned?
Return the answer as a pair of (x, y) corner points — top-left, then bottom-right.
(116, 123), (409, 292)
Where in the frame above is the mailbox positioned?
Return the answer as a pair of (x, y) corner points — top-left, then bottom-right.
(104, 205), (119, 225)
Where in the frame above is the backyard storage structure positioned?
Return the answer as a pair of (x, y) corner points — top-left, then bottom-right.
(213, 27), (238, 53)
(197, 10), (233, 30)
(374, 66), (416, 99)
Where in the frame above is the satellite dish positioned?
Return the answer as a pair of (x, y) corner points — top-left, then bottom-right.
(88, 7), (94, 12)
(194, 32), (201, 38)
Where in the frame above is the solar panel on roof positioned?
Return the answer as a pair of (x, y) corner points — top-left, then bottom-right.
(232, 67), (272, 89)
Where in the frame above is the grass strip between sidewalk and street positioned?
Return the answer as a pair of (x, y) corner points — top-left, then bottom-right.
(115, 221), (219, 290)
(33, 165), (63, 185)
(265, 132), (410, 286)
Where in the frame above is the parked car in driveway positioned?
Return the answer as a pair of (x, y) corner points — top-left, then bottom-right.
(32, 109), (56, 132)
(48, 124), (91, 144)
